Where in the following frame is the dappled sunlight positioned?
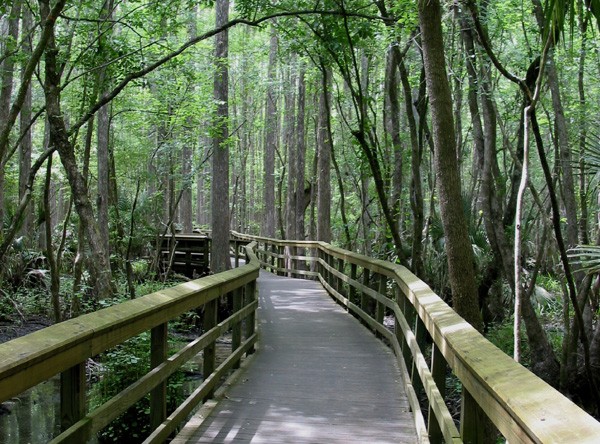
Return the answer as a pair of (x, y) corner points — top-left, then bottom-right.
(178, 271), (415, 443)
(195, 400), (408, 443)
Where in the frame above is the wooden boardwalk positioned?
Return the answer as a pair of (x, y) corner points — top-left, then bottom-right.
(173, 271), (418, 443)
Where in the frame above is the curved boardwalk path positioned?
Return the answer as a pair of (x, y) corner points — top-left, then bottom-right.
(173, 271), (418, 443)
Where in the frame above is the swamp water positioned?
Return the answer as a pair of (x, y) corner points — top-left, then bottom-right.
(0, 340), (231, 443)
(0, 378), (60, 444)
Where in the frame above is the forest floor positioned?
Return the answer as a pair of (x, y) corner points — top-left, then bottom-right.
(0, 315), (52, 344)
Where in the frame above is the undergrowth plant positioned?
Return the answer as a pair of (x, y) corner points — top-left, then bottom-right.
(90, 332), (186, 443)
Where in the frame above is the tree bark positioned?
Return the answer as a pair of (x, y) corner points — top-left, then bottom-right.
(384, 45), (403, 248)
(41, 0), (113, 300)
(419, 0), (482, 331)
(96, 0), (115, 262)
(18, 6), (33, 239)
(210, 0), (230, 273)
(316, 62), (332, 243)
(43, 155), (61, 323)
(181, 7), (197, 234)
(398, 58), (424, 277)
(263, 26), (278, 238)
(0, 0), (22, 230)
(295, 64), (307, 242)
(284, 61), (297, 241)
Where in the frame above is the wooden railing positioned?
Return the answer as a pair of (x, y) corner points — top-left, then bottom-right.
(0, 242), (260, 444)
(232, 232), (600, 444)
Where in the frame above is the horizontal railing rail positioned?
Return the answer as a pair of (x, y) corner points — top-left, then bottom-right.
(232, 232), (600, 444)
(0, 241), (260, 444)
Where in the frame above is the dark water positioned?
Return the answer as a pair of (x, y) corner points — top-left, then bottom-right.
(0, 378), (60, 444)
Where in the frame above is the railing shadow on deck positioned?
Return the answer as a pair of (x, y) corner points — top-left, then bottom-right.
(231, 232), (600, 444)
(0, 241), (260, 444)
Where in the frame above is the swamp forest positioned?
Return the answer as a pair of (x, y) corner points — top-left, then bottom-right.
(1, 0), (600, 441)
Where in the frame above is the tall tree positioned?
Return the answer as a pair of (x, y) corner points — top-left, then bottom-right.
(316, 62), (332, 243)
(210, 0), (231, 272)
(0, 0), (22, 228)
(97, 0), (115, 262)
(40, 0), (113, 300)
(263, 26), (278, 238)
(180, 7), (198, 234)
(295, 64), (307, 242)
(418, 0), (482, 331)
(18, 6), (33, 239)
(284, 61), (297, 241)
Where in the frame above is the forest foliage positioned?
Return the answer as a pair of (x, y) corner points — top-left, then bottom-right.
(1, 0), (600, 420)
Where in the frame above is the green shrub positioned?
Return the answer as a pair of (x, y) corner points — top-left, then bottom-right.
(91, 332), (185, 443)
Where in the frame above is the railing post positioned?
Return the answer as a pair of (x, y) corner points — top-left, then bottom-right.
(296, 244), (305, 276)
(412, 316), (426, 395)
(398, 288), (415, 371)
(336, 258), (345, 299)
(203, 297), (218, 399)
(245, 280), (256, 354)
(232, 287), (242, 369)
(270, 243), (277, 273)
(362, 268), (370, 315)
(428, 344), (447, 444)
(349, 263), (358, 305)
(60, 363), (86, 433)
(461, 388), (486, 443)
(325, 253), (333, 287)
(234, 240), (240, 268)
(376, 274), (386, 336)
(150, 322), (168, 429)
(278, 245), (285, 275)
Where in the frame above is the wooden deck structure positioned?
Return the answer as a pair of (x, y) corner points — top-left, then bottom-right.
(173, 271), (417, 443)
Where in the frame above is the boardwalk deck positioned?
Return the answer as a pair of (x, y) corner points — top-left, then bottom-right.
(173, 271), (418, 443)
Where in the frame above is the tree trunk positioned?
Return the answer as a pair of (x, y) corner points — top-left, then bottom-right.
(295, 64), (307, 242)
(284, 61), (297, 241)
(96, 0), (114, 263)
(210, 0), (230, 273)
(180, 8), (197, 234)
(398, 58), (424, 276)
(44, 155), (61, 323)
(419, 0), (482, 331)
(0, 0), (22, 229)
(18, 6), (33, 240)
(316, 63), (332, 243)
(263, 26), (278, 238)
(384, 45), (403, 245)
(41, 0), (113, 300)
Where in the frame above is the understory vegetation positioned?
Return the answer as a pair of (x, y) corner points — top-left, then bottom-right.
(1, 0), (600, 436)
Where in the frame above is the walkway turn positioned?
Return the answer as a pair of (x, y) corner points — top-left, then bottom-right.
(174, 271), (418, 443)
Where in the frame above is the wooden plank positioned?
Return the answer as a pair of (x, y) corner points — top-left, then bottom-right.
(60, 363), (86, 433)
(150, 323), (168, 430)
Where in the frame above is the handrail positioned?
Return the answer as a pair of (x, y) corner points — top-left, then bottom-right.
(0, 241), (260, 443)
(232, 232), (600, 444)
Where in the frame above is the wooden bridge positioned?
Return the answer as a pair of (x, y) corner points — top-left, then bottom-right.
(1, 233), (600, 443)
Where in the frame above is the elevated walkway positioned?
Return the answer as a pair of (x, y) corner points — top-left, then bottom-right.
(174, 271), (417, 443)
